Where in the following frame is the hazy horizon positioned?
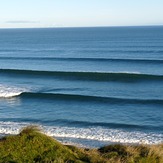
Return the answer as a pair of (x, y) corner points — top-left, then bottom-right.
(0, 25), (163, 30)
(0, 0), (163, 28)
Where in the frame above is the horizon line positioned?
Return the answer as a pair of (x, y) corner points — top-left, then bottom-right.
(0, 24), (162, 30)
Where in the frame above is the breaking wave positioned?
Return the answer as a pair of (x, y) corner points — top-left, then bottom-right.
(0, 85), (27, 98)
(0, 121), (162, 147)
(1, 89), (163, 105)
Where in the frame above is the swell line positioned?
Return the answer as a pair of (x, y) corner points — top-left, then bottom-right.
(0, 49), (163, 53)
(20, 92), (163, 105)
(1, 56), (163, 64)
(0, 118), (159, 130)
(1, 69), (163, 82)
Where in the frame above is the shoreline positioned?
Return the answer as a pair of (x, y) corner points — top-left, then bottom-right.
(0, 126), (163, 162)
(1, 132), (161, 149)
(0, 125), (162, 149)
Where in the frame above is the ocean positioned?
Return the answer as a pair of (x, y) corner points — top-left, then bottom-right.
(0, 26), (163, 147)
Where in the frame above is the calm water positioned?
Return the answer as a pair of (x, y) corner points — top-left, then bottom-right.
(0, 26), (163, 147)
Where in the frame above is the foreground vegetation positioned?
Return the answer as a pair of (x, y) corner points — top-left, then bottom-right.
(0, 126), (163, 163)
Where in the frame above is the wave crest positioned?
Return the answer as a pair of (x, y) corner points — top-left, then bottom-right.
(0, 85), (27, 98)
(1, 69), (163, 82)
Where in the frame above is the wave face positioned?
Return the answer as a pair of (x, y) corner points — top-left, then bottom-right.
(19, 92), (163, 105)
(1, 69), (163, 82)
(1, 90), (163, 106)
(0, 27), (163, 147)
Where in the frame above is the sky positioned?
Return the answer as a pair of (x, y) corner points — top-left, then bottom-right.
(0, 0), (163, 28)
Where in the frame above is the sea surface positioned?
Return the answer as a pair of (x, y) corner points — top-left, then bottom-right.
(0, 26), (163, 147)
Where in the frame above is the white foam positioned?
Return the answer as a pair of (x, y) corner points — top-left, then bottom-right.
(120, 71), (141, 74)
(0, 121), (162, 146)
(0, 121), (29, 135)
(0, 84), (27, 98)
(44, 126), (163, 145)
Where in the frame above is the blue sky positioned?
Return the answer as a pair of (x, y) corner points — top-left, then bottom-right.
(0, 0), (163, 28)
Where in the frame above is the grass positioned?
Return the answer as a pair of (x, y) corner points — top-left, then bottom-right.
(0, 126), (162, 163)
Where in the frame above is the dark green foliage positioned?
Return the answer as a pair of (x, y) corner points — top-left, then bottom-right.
(99, 144), (127, 156)
(138, 146), (149, 157)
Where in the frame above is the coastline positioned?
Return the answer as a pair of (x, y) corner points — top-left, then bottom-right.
(0, 126), (163, 163)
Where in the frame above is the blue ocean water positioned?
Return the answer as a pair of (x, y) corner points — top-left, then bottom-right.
(0, 26), (163, 147)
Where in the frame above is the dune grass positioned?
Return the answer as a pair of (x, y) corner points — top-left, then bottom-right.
(0, 126), (162, 163)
